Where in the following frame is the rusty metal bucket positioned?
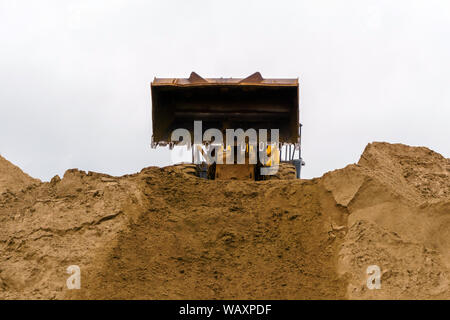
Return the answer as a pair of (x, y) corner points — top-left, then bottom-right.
(151, 72), (299, 146)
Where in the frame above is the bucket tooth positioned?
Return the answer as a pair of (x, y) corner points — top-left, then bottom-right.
(188, 72), (209, 84)
(239, 72), (263, 84)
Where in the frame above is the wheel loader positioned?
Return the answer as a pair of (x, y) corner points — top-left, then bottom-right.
(150, 72), (304, 180)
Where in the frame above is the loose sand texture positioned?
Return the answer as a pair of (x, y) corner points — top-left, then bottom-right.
(0, 142), (448, 299)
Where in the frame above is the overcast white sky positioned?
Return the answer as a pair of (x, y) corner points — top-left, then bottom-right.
(0, 0), (449, 181)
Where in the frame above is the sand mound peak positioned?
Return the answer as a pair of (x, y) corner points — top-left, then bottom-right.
(0, 155), (40, 194)
(358, 142), (450, 202)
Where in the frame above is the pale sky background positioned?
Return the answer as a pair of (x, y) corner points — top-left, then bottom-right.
(0, 0), (449, 181)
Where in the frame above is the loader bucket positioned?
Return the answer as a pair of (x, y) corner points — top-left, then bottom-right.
(151, 72), (299, 146)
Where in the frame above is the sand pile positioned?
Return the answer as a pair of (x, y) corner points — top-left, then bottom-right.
(0, 142), (448, 299)
(0, 155), (39, 194)
(324, 142), (449, 299)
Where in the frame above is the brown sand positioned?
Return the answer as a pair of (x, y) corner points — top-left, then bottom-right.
(0, 142), (448, 299)
(0, 155), (39, 194)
